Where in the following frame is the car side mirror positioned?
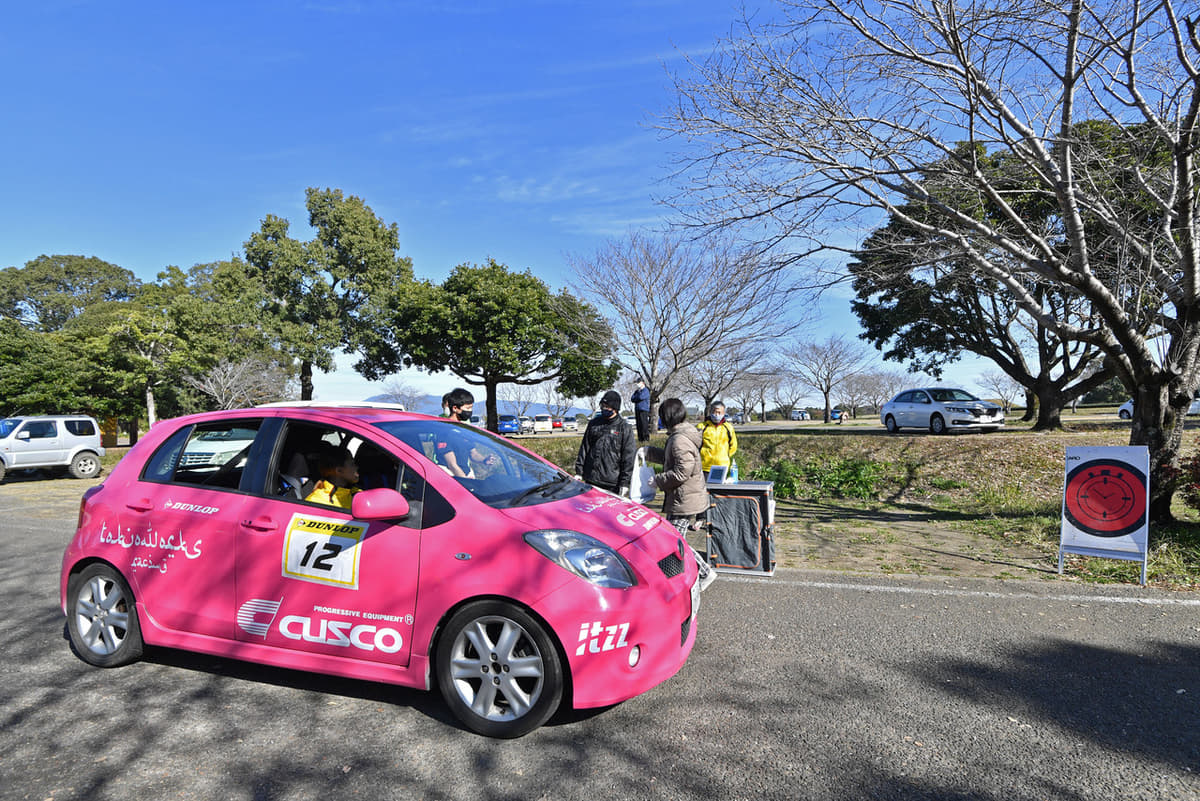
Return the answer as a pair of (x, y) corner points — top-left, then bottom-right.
(351, 488), (411, 522)
(15, 430), (29, 441)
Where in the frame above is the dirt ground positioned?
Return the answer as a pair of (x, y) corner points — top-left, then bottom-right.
(7, 468), (1057, 581)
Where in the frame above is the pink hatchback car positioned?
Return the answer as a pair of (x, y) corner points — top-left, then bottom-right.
(60, 404), (700, 737)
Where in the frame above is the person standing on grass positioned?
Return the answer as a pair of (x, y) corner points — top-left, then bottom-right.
(698, 400), (738, 474)
(631, 377), (652, 443)
(646, 397), (714, 589)
(575, 390), (637, 495)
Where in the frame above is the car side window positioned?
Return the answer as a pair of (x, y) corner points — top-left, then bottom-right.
(141, 420), (264, 490)
(22, 420), (57, 439)
(914, 392), (931, 404)
(65, 419), (97, 437)
(895, 392), (912, 403)
(271, 421), (451, 529)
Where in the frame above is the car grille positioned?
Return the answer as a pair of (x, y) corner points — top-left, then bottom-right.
(658, 551), (684, 578)
(681, 613), (692, 646)
(178, 452), (216, 466)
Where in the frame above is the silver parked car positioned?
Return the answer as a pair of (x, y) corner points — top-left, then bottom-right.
(880, 388), (1004, 434)
(0, 414), (106, 481)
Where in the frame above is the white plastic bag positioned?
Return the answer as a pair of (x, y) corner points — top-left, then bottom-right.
(629, 447), (658, 504)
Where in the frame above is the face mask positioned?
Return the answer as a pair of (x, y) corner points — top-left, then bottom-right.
(710, 414), (724, 423)
(456, 409), (472, 421)
(602, 408), (616, 418)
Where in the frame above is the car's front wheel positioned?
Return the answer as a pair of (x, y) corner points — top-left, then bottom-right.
(884, 415), (899, 433)
(1119, 409), (1132, 420)
(929, 414), (947, 435)
(67, 563), (143, 667)
(69, 451), (101, 479)
(436, 600), (564, 738)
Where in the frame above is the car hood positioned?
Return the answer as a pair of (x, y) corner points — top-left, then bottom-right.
(500, 487), (667, 549)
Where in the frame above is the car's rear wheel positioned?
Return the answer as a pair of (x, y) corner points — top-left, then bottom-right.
(929, 414), (947, 435)
(69, 451), (102, 479)
(436, 600), (563, 738)
(1119, 409), (1132, 420)
(0, 460), (6, 483)
(884, 415), (899, 433)
(67, 563), (143, 667)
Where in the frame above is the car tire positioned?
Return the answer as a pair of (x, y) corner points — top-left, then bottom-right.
(0, 460), (5, 483)
(69, 451), (102, 479)
(1119, 409), (1131, 420)
(929, 414), (947, 435)
(436, 600), (564, 738)
(66, 563), (144, 668)
(884, 415), (899, 433)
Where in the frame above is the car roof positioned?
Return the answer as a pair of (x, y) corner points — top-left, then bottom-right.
(151, 403), (435, 430)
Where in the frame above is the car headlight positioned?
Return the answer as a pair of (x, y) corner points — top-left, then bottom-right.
(945, 406), (970, 414)
(524, 530), (636, 589)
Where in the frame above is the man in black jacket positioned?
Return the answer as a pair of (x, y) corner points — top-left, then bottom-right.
(575, 390), (637, 495)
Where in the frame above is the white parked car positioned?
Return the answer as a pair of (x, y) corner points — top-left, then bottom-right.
(880, 388), (1004, 434)
(562, 417), (579, 431)
(1118, 397), (1200, 419)
(532, 414), (553, 433)
(518, 416), (534, 434)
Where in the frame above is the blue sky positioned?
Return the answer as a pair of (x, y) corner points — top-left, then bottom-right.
(2, 0), (989, 402)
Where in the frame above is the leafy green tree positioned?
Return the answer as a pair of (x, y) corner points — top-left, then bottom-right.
(0, 255), (138, 332)
(244, 187), (414, 400)
(359, 259), (619, 430)
(0, 321), (90, 415)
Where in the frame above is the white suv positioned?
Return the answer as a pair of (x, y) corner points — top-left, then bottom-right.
(0, 415), (106, 481)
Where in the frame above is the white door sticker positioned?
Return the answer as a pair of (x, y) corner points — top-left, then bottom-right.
(281, 513), (368, 590)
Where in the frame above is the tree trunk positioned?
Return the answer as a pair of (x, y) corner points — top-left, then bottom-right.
(300, 360), (314, 401)
(1130, 382), (1189, 523)
(1031, 385), (1067, 431)
(484, 379), (499, 432)
(1020, 390), (1036, 422)
(145, 385), (158, 428)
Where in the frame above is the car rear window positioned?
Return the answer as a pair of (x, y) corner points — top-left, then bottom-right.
(65, 419), (97, 437)
(142, 420), (263, 490)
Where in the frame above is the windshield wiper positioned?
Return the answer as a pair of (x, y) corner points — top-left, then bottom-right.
(509, 473), (572, 506)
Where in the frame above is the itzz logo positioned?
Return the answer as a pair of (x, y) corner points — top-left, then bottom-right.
(576, 621), (630, 656)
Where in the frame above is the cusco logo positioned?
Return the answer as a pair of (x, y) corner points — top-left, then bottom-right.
(237, 598), (282, 638)
(279, 615), (403, 653)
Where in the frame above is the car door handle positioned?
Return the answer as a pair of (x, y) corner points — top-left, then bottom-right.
(241, 517), (277, 533)
(125, 500), (153, 513)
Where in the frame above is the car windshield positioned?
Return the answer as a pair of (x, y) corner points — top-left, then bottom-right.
(0, 418), (22, 438)
(927, 389), (980, 403)
(374, 419), (586, 509)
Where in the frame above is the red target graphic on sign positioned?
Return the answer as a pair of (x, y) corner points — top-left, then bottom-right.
(1063, 459), (1147, 538)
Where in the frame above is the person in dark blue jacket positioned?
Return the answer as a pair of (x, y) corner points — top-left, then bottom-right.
(631, 377), (652, 442)
(575, 390), (636, 494)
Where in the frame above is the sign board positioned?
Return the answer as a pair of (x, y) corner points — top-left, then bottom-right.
(1058, 446), (1149, 584)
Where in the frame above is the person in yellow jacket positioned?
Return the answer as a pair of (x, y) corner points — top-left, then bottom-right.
(304, 446), (361, 509)
(698, 401), (738, 473)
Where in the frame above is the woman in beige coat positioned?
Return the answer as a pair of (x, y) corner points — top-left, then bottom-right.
(647, 397), (714, 588)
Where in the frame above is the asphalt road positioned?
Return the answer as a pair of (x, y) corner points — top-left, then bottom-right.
(3, 482), (1198, 801)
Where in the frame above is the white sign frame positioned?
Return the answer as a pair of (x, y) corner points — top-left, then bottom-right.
(1058, 446), (1149, 585)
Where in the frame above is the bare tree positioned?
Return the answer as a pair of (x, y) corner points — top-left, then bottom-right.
(185, 357), (296, 410)
(786, 336), (874, 423)
(978, 370), (1024, 413)
(729, 369), (774, 423)
(570, 231), (805, 424)
(500, 382), (538, 418)
(834, 372), (882, 419)
(769, 371), (811, 421)
(858, 369), (908, 414)
(667, 1), (1200, 518)
(376, 377), (424, 411)
(681, 342), (769, 412)
(541, 384), (574, 420)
